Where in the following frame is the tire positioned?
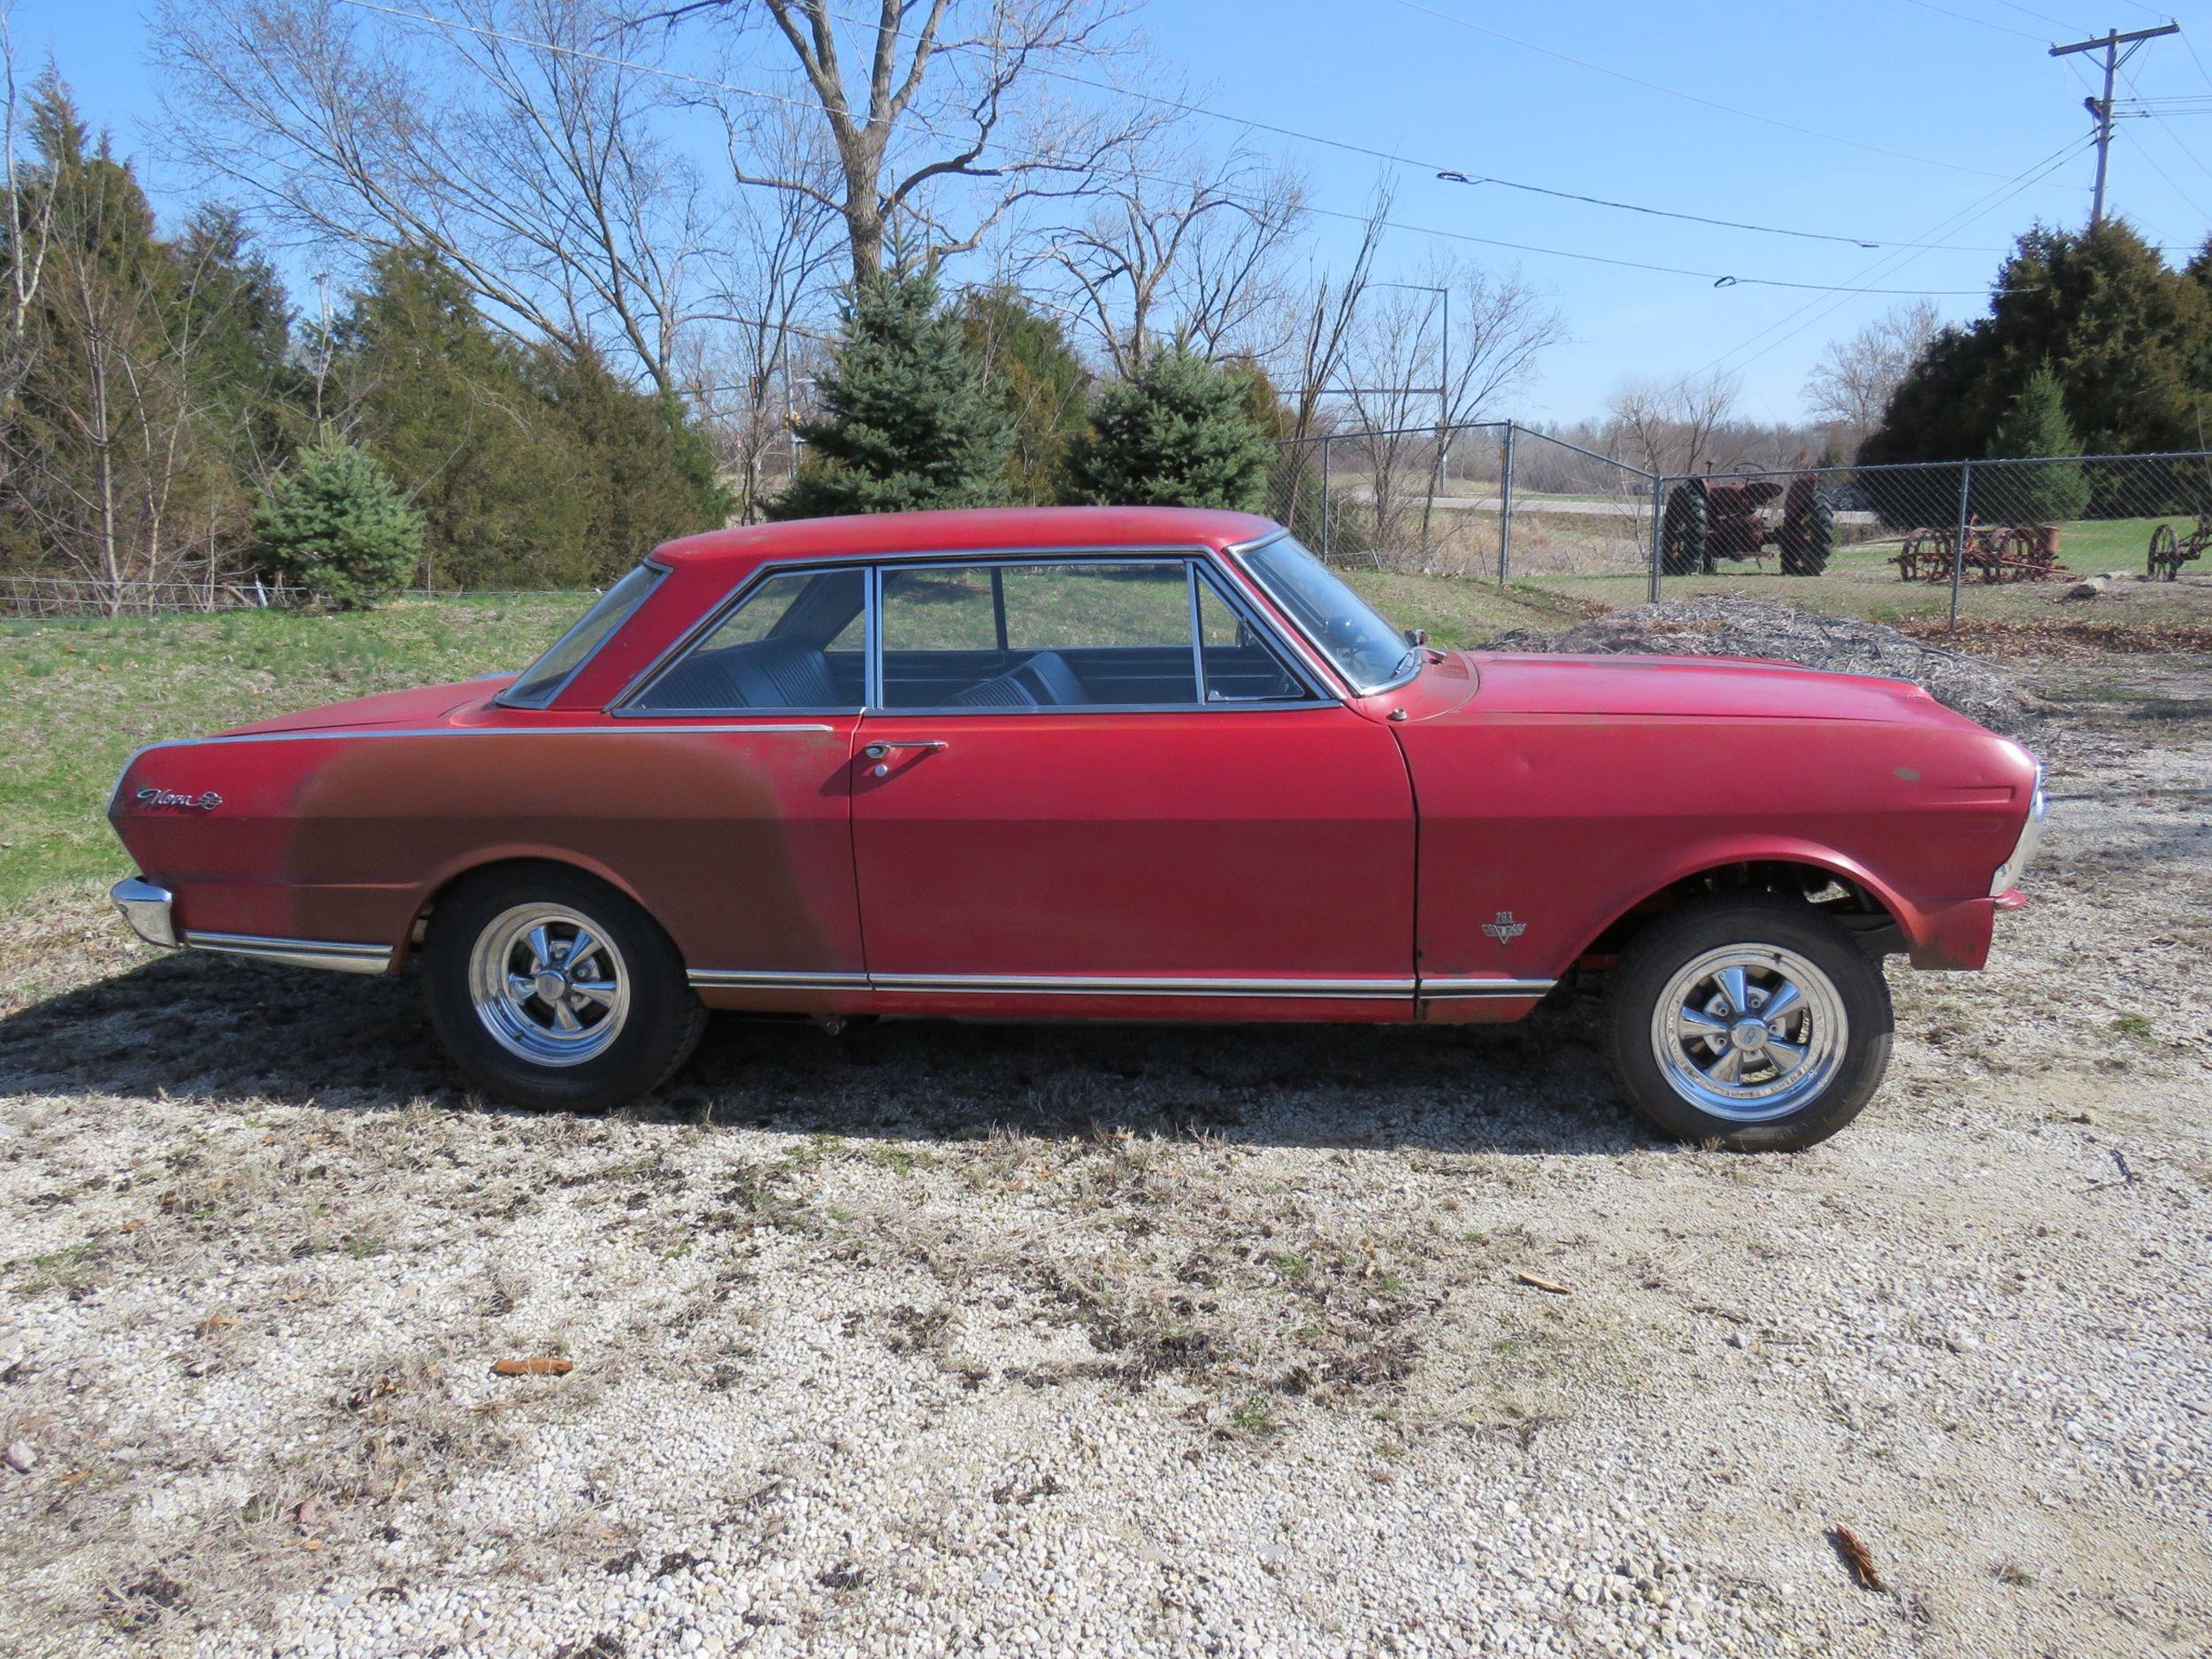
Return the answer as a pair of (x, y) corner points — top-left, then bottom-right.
(1660, 484), (1708, 576)
(1782, 489), (1834, 576)
(1607, 891), (1893, 1152)
(422, 864), (705, 1111)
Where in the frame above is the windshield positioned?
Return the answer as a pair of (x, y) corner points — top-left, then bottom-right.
(1240, 534), (1413, 693)
(502, 564), (662, 707)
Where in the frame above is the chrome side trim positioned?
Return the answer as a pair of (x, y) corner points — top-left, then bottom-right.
(110, 878), (178, 949)
(1417, 978), (1558, 999)
(116, 725), (836, 766)
(870, 973), (1417, 999)
(684, 969), (1553, 1001)
(179, 931), (394, 974)
(687, 969), (872, 991)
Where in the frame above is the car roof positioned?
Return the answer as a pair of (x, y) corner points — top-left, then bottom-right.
(651, 505), (1283, 571)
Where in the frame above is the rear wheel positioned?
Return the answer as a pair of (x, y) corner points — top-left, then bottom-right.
(1660, 484), (1709, 576)
(423, 865), (703, 1111)
(1607, 892), (1893, 1151)
(1781, 489), (1834, 575)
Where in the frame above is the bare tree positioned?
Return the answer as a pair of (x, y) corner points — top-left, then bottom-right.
(1803, 299), (1940, 450)
(1607, 371), (1743, 479)
(0, 9), (55, 438)
(157, 0), (718, 396)
(1037, 142), (1306, 375)
(658, 0), (1164, 283)
(1275, 177), (1393, 444)
(686, 101), (842, 520)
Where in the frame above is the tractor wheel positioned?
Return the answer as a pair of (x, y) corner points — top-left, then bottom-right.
(1781, 489), (1835, 576)
(2149, 522), (2179, 581)
(1660, 484), (1708, 577)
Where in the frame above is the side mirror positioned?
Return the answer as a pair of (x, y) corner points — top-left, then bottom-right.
(1403, 626), (1428, 648)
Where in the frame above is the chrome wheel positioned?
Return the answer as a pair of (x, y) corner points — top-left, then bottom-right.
(466, 903), (631, 1067)
(1648, 944), (1847, 1124)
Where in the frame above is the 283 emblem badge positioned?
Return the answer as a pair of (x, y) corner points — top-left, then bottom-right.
(1480, 910), (1527, 947)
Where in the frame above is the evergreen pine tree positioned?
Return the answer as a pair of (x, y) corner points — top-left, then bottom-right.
(960, 285), (1089, 505)
(256, 440), (425, 608)
(1063, 342), (1274, 511)
(1984, 360), (2090, 525)
(334, 246), (590, 588)
(771, 267), (1011, 519)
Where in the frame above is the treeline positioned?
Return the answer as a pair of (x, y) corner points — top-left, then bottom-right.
(0, 75), (729, 597)
(1863, 221), (2212, 466)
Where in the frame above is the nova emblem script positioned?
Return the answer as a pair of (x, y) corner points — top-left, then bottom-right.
(135, 786), (222, 811)
(1481, 910), (1527, 947)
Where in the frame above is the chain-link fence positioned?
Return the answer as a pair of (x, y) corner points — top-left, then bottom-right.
(1276, 421), (2212, 628)
(1265, 420), (1658, 581)
(1648, 450), (2212, 625)
(0, 574), (315, 619)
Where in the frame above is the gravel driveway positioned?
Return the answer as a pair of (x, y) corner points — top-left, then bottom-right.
(1, 659), (2207, 1659)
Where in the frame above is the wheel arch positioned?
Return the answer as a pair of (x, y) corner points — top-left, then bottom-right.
(1569, 841), (1911, 971)
(395, 849), (667, 970)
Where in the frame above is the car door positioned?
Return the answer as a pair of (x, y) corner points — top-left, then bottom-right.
(611, 564), (871, 999)
(849, 555), (1416, 1017)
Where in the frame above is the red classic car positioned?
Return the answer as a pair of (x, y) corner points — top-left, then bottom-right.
(107, 507), (2045, 1149)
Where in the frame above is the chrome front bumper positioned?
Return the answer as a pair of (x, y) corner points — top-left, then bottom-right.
(109, 878), (392, 974)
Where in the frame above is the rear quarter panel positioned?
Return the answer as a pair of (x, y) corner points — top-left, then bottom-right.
(1400, 710), (2033, 981)
(111, 722), (867, 979)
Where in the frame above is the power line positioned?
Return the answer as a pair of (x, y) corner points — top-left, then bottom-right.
(334, 0), (2028, 293)
(1381, 0), (2051, 181)
(1901, 0), (2047, 43)
(797, 0), (1996, 250)
(1693, 138), (2091, 387)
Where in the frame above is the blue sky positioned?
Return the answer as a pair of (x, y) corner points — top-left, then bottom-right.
(15, 0), (2211, 421)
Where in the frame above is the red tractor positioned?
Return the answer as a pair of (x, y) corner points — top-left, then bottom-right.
(1660, 475), (1836, 577)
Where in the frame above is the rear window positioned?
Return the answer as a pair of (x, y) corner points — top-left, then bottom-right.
(502, 565), (662, 707)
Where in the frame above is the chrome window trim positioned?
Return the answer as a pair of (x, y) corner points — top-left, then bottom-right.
(497, 561), (669, 710)
(1226, 531), (1419, 698)
(612, 558), (873, 715)
(869, 550), (1331, 716)
(1189, 560), (1326, 704)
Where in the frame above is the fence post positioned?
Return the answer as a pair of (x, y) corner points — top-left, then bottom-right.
(1647, 475), (1665, 603)
(1497, 421), (1515, 586)
(1320, 436), (1333, 563)
(1948, 458), (1972, 633)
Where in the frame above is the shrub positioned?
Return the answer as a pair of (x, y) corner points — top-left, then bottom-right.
(256, 441), (425, 609)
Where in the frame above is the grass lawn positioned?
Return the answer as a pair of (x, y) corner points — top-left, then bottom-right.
(1517, 517), (2212, 628)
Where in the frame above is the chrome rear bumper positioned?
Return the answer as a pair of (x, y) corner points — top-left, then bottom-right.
(109, 878), (392, 974)
(110, 877), (178, 949)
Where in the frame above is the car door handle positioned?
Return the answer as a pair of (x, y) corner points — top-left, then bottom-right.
(863, 739), (947, 776)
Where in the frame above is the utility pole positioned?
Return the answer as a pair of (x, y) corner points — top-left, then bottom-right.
(2051, 22), (2180, 229)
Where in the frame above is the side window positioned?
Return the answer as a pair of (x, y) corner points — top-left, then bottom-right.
(630, 568), (865, 711)
(1195, 576), (1309, 703)
(879, 562), (1197, 710)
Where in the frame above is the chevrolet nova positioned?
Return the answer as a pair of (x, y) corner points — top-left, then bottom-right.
(108, 507), (2046, 1150)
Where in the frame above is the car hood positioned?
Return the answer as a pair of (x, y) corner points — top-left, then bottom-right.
(218, 675), (514, 736)
(1461, 650), (1981, 728)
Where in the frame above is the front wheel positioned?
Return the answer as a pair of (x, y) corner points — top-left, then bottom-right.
(1607, 893), (1893, 1151)
(422, 865), (704, 1111)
